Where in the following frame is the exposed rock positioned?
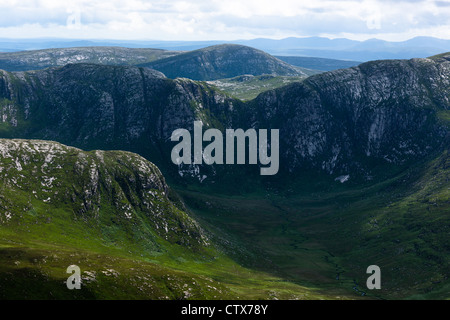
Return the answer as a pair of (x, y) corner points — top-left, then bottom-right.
(0, 138), (208, 247)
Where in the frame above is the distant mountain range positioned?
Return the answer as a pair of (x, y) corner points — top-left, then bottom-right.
(1, 36), (449, 61)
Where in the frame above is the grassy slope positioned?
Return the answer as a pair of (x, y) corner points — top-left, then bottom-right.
(0, 196), (346, 300)
(175, 149), (449, 300)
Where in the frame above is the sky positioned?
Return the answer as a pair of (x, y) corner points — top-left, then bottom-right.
(0, 0), (449, 41)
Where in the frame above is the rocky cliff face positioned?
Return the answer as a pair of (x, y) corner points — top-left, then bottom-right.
(249, 56), (450, 177)
(0, 54), (449, 185)
(0, 63), (240, 183)
(0, 63), (234, 143)
(140, 44), (308, 80)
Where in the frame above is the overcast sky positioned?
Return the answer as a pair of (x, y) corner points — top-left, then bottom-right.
(0, 0), (449, 41)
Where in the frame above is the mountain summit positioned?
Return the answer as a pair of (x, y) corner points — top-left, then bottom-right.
(140, 44), (309, 80)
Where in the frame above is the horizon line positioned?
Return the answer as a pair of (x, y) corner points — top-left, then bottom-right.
(1, 35), (450, 43)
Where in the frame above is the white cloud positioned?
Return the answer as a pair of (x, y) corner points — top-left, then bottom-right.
(0, 0), (448, 40)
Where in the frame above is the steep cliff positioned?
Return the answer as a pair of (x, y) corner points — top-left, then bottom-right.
(0, 54), (449, 185)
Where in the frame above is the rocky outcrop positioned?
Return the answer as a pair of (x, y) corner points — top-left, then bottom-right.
(0, 53), (449, 184)
(0, 138), (207, 247)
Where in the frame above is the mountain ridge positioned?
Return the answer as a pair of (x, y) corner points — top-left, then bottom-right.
(0, 46), (181, 72)
(0, 53), (449, 185)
